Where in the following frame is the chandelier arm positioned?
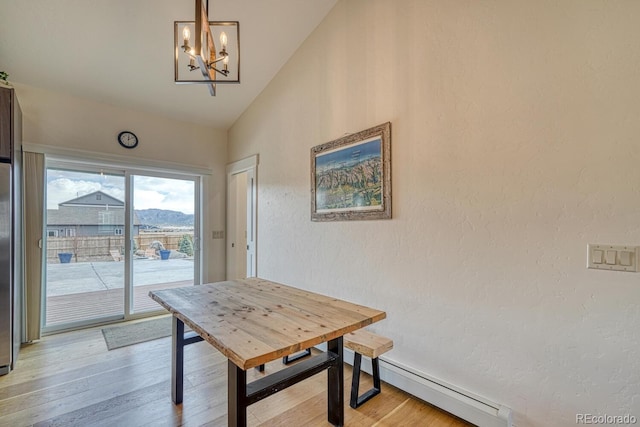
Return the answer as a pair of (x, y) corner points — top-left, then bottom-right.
(207, 55), (228, 65)
(210, 67), (230, 77)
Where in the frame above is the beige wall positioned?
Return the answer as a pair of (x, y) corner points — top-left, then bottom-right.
(228, 1), (640, 425)
(14, 83), (227, 283)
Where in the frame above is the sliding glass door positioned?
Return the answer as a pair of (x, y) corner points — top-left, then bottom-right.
(44, 167), (126, 328)
(129, 174), (198, 314)
(43, 163), (201, 331)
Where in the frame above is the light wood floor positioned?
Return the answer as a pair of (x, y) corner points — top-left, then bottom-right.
(0, 320), (473, 426)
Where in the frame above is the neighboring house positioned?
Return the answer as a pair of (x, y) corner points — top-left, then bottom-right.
(46, 191), (141, 237)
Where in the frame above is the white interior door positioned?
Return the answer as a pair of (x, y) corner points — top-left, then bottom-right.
(227, 172), (246, 279)
(226, 156), (258, 279)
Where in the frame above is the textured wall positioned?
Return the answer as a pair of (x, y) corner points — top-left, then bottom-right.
(14, 83), (228, 283)
(228, 1), (640, 425)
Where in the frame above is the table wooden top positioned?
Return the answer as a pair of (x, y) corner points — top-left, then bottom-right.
(149, 277), (386, 370)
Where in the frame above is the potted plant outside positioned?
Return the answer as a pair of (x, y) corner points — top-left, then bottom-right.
(58, 252), (73, 263)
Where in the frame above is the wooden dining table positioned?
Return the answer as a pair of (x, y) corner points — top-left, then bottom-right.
(149, 277), (386, 427)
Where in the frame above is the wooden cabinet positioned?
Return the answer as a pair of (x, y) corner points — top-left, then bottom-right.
(0, 86), (21, 162)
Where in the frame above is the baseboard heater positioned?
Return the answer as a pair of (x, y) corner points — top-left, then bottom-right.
(315, 344), (513, 427)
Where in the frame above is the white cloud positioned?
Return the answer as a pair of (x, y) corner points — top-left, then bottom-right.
(133, 176), (194, 214)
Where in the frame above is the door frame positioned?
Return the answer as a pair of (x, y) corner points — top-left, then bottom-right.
(226, 155), (258, 279)
(41, 156), (206, 333)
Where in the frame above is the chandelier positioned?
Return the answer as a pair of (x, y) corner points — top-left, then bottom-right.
(174, 0), (240, 96)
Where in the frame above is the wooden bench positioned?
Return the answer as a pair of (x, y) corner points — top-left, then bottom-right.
(144, 248), (158, 259)
(344, 329), (393, 408)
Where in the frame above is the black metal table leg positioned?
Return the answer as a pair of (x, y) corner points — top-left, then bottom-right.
(171, 316), (185, 404)
(327, 337), (344, 426)
(350, 352), (362, 408)
(228, 360), (248, 427)
(282, 348), (311, 364)
(173, 327), (344, 427)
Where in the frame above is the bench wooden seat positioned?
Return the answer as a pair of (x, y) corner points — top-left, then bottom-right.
(344, 329), (393, 408)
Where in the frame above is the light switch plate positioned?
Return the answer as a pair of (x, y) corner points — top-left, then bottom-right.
(588, 244), (639, 272)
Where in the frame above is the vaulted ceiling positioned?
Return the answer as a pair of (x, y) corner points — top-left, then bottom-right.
(0, 0), (337, 130)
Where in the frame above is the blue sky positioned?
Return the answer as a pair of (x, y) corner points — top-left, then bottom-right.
(315, 137), (381, 170)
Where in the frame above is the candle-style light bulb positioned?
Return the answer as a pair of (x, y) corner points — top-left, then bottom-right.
(223, 53), (229, 72)
(182, 25), (191, 52)
(220, 32), (227, 50)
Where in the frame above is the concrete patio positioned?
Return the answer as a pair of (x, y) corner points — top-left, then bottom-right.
(46, 257), (194, 296)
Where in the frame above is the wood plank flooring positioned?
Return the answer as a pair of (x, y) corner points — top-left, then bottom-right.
(0, 320), (473, 426)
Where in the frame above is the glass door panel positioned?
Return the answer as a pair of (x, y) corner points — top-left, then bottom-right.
(44, 167), (125, 329)
(130, 174), (196, 314)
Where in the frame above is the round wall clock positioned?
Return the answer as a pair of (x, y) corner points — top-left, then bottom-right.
(117, 131), (138, 149)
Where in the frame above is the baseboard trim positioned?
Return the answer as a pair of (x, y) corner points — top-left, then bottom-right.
(316, 343), (512, 427)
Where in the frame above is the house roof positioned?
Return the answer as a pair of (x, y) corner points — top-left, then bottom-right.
(60, 191), (124, 208)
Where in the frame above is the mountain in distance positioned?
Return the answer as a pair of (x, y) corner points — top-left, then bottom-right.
(135, 208), (194, 228)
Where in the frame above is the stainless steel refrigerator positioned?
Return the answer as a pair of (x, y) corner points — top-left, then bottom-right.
(0, 85), (22, 376)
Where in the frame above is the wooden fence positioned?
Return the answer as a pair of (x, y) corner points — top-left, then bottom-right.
(47, 232), (194, 263)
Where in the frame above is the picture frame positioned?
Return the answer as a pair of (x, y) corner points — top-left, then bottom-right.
(311, 122), (391, 221)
